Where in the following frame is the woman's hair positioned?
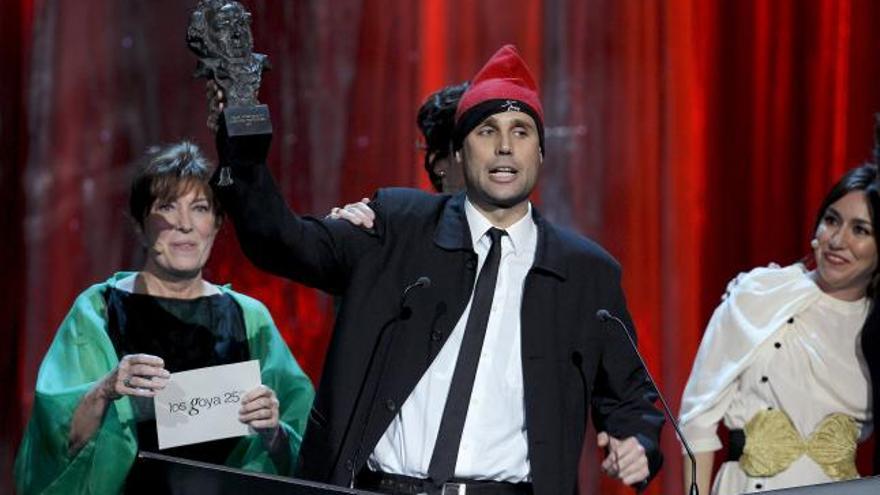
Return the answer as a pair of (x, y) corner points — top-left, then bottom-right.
(811, 118), (880, 297)
(417, 82), (469, 191)
(129, 141), (221, 228)
(811, 164), (880, 235)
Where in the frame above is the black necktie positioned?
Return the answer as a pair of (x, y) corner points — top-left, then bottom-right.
(428, 227), (506, 486)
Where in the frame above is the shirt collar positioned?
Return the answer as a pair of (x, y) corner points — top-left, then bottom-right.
(464, 198), (537, 256)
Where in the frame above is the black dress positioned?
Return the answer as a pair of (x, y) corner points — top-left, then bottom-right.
(861, 304), (880, 473)
(103, 287), (250, 466)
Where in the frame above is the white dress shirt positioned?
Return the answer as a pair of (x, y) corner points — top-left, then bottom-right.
(369, 198), (538, 482)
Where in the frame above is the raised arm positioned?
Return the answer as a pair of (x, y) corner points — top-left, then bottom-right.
(211, 128), (380, 294)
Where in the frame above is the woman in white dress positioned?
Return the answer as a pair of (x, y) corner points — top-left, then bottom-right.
(679, 163), (879, 495)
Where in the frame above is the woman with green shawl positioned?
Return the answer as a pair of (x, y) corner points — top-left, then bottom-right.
(14, 142), (314, 494)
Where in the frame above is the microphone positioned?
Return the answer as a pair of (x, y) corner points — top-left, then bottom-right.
(596, 309), (699, 495)
(348, 276), (431, 487)
(399, 276), (432, 319)
(401, 276), (432, 303)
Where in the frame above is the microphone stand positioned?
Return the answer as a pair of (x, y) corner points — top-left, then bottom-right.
(597, 309), (699, 495)
(345, 277), (431, 488)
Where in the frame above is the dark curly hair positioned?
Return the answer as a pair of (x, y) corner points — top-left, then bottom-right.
(417, 82), (469, 191)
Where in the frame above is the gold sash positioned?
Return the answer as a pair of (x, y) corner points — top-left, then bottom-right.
(739, 409), (859, 480)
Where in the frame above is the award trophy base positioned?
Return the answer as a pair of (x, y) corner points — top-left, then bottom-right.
(215, 105), (272, 184)
(223, 104), (272, 136)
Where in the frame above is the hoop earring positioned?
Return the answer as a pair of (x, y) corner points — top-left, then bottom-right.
(810, 238), (820, 249)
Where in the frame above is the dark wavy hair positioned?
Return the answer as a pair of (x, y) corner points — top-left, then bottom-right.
(811, 163), (880, 247)
(129, 141), (221, 228)
(810, 123), (880, 297)
(417, 82), (469, 191)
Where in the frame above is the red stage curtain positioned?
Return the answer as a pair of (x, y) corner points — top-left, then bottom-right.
(3, 1), (880, 494)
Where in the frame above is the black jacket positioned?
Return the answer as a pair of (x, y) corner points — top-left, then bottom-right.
(861, 304), (880, 473)
(214, 161), (665, 495)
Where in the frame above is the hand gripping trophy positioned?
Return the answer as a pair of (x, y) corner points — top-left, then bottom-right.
(187, 0), (271, 185)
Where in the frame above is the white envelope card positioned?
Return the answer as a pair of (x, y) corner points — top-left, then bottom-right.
(154, 359), (261, 450)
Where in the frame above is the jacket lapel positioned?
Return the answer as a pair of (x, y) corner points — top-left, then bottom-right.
(433, 192), (473, 252)
(530, 208), (567, 281)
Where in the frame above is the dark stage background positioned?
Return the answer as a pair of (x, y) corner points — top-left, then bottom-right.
(4, 1), (880, 494)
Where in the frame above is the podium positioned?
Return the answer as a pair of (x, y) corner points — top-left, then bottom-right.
(754, 476), (880, 494)
(129, 451), (379, 495)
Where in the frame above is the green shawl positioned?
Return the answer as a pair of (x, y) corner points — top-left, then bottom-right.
(14, 273), (315, 495)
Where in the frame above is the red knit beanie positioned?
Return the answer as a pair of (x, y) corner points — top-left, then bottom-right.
(453, 45), (544, 152)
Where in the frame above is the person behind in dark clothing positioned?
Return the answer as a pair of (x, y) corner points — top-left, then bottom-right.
(419, 81), (469, 193)
(327, 82), (470, 227)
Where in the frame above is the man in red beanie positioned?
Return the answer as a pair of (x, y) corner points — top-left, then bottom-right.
(211, 44), (664, 494)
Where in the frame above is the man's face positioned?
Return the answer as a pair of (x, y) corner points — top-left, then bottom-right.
(461, 111), (541, 212)
(207, 3), (252, 60)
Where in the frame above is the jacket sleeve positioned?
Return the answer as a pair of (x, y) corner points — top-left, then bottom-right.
(226, 291), (315, 476)
(212, 155), (379, 295)
(14, 285), (138, 495)
(589, 268), (665, 481)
